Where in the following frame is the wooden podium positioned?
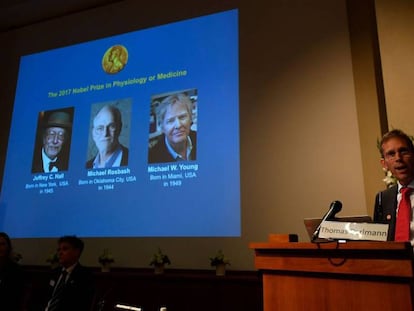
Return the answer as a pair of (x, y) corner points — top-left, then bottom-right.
(250, 236), (414, 311)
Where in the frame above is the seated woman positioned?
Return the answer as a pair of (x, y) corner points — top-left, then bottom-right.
(0, 232), (24, 310)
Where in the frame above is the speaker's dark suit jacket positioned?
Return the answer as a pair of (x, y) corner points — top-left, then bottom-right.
(374, 185), (398, 241)
(148, 131), (197, 164)
(45, 264), (95, 311)
(86, 145), (129, 169)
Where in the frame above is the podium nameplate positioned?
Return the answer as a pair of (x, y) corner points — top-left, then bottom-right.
(318, 221), (389, 241)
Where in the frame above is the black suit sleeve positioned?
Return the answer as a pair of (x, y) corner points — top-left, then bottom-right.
(373, 191), (383, 223)
(373, 186), (398, 241)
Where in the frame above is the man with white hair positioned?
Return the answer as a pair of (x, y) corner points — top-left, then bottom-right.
(86, 104), (129, 169)
(148, 93), (197, 163)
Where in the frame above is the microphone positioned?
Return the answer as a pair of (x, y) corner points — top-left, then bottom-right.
(96, 287), (113, 311)
(311, 200), (342, 242)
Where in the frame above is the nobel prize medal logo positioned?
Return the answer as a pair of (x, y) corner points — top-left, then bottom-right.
(102, 45), (128, 74)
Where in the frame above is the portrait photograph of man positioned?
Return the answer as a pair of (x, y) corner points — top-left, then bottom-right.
(31, 107), (74, 174)
(148, 89), (197, 164)
(86, 99), (131, 169)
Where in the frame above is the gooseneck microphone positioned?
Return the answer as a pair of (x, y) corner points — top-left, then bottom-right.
(311, 200), (342, 242)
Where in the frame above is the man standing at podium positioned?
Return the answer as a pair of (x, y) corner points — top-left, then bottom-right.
(374, 129), (414, 242)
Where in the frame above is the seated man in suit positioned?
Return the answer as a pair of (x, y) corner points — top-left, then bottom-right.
(44, 236), (94, 311)
(148, 93), (197, 163)
(374, 129), (414, 242)
(86, 105), (129, 169)
(32, 110), (72, 173)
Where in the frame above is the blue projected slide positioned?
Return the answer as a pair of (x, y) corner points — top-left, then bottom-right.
(0, 9), (240, 238)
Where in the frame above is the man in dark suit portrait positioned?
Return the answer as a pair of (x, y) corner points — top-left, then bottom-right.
(374, 129), (414, 241)
(32, 110), (72, 174)
(44, 235), (94, 311)
(148, 92), (197, 163)
(86, 104), (129, 169)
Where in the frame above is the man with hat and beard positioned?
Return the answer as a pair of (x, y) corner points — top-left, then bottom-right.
(32, 109), (73, 173)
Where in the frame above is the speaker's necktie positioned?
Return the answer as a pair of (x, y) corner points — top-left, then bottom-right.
(395, 187), (412, 241)
(48, 270), (68, 311)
